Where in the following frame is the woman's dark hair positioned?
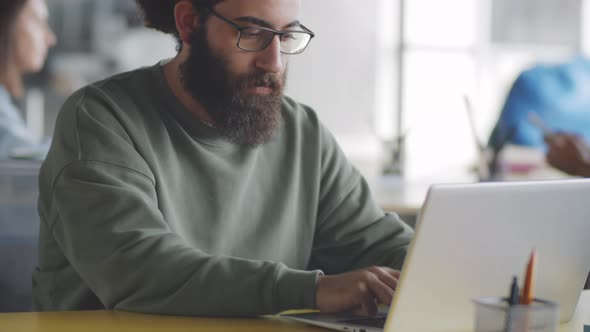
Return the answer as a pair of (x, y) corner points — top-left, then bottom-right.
(135, 0), (222, 47)
(0, 0), (29, 82)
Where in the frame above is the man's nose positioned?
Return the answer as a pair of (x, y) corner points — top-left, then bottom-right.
(255, 35), (284, 74)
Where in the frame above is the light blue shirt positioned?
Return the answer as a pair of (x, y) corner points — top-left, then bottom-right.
(0, 85), (47, 159)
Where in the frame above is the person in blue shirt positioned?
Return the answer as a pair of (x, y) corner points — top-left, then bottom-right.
(0, 0), (56, 159)
(489, 56), (590, 152)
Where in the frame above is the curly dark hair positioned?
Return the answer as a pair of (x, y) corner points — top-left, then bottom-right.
(135, 0), (222, 41)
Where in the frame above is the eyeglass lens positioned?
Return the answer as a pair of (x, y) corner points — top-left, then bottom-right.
(238, 28), (312, 54)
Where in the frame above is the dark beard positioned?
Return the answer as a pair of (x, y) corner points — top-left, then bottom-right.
(179, 28), (286, 147)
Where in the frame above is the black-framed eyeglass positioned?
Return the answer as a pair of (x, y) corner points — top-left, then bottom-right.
(206, 7), (315, 55)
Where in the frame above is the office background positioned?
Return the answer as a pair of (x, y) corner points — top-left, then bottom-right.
(19, 0), (587, 181)
(3, 0), (590, 313)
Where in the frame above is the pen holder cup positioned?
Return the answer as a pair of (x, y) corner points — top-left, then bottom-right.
(473, 297), (559, 332)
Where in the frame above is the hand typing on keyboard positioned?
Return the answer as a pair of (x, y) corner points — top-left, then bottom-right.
(315, 266), (400, 316)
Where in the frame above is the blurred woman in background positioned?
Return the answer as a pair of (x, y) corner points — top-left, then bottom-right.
(0, 0), (55, 159)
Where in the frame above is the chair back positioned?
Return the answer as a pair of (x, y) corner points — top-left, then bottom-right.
(0, 161), (41, 312)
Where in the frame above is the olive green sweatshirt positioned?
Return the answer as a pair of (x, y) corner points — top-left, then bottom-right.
(33, 63), (414, 316)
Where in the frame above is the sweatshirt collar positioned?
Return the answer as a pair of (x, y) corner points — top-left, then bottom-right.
(153, 61), (233, 148)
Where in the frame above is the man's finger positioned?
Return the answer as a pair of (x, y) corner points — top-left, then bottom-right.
(378, 266), (401, 279)
(368, 267), (399, 290)
(365, 273), (395, 306)
(353, 293), (379, 317)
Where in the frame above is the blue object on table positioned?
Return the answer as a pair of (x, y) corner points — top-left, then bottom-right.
(584, 324), (590, 332)
(489, 55), (590, 151)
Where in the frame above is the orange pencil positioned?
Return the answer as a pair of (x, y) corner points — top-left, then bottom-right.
(520, 249), (537, 305)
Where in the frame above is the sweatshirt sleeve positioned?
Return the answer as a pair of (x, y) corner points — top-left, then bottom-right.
(42, 88), (320, 316)
(308, 123), (415, 274)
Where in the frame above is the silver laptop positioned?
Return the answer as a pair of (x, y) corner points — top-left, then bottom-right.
(282, 179), (590, 332)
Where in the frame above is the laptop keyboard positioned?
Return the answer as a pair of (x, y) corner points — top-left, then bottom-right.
(339, 317), (387, 328)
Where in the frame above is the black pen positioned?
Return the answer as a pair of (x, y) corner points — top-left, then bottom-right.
(508, 276), (519, 306)
(504, 276), (519, 332)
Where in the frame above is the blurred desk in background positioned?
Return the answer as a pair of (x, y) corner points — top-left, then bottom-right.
(369, 165), (572, 227)
(0, 160), (42, 234)
(369, 170), (477, 227)
(0, 160), (42, 312)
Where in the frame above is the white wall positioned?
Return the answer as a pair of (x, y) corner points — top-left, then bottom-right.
(286, 0), (382, 172)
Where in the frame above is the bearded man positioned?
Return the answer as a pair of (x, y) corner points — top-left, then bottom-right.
(33, 0), (414, 316)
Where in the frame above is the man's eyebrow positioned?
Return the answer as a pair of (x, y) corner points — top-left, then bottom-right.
(234, 16), (301, 30)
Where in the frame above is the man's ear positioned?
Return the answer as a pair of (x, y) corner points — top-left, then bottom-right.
(174, 0), (201, 44)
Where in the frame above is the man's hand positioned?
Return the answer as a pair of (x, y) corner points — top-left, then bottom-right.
(315, 267), (400, 316)
(545, 133), (590, 177)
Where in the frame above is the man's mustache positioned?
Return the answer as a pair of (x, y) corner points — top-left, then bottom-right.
(237, 72), (283, 91)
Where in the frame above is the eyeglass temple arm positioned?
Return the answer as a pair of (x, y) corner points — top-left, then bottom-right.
(299, 24), (315, 38)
